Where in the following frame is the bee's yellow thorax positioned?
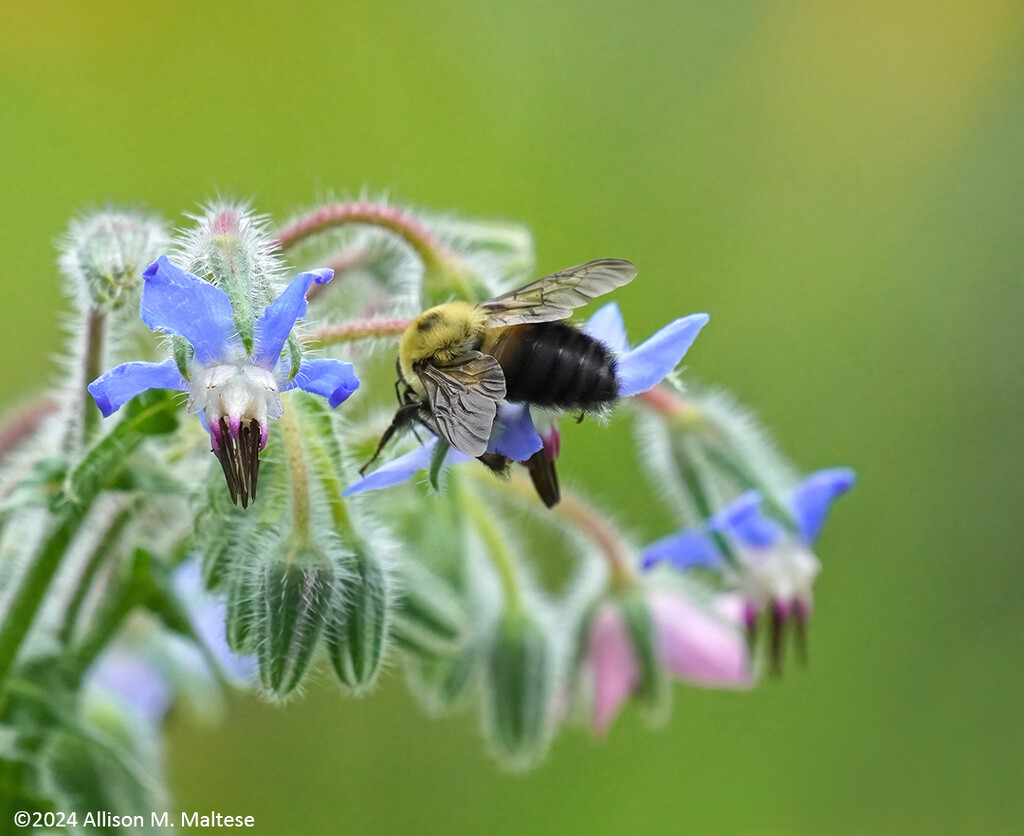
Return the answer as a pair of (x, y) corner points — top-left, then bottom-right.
(399, 302), (487, 391)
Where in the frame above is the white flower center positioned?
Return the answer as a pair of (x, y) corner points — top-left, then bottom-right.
(187, 362), (283, 432)
(728, 543), (820, 610)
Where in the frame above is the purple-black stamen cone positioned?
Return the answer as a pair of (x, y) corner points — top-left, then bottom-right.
(213, 418), (262, 508)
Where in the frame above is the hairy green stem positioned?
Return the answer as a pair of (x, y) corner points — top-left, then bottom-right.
(0, 514), (80, 691)
(67, 568), (140, 676)
(81, 309), (107, 444)
(640, 384), (798, 535)
(672, 435), (740, 568)
(280, 403), (313, 545)
(297, 409), (359, 543)
(456, 475), (523, 613)
(496, 472), (637, 591)
(58, 499), (138, 647)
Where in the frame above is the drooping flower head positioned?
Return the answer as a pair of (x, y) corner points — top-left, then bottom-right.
(642, 468), (855, 671)
(345, 303), (707, 499)
(585, 590), (751, 736)
(89, 255), (359, 506)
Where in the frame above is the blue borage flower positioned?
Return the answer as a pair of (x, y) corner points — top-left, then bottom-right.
(641, 468), (855, 669)
(344, 304), (708, 496)
(88, 256), (359, 506)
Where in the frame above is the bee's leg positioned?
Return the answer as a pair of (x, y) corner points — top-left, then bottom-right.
(574, 411), (586, 424)
(393, 357), (406, 406)
(359, 404), (420, 475)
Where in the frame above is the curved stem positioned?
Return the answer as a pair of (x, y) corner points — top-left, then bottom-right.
(58, 498), (139, 646)
(492, 471), (636, 592)
(304, 317), (412, 349)
(274, 202), (481, 299)
(0, 397), (57, 467)
(456, 474), (523, 613)
(81, 309), (107, 443)
(0, 514), (80, 691)
(297, 410), (358, 544)
(549, 486), (636, 591)
(62, 307), (108, 452)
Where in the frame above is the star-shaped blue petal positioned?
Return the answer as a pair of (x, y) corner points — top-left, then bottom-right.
(585, 302), (709, 397)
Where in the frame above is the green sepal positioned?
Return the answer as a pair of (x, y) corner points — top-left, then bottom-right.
(256, 556), (333, 697)
(326, 545), (392, 693)
(428, 439), (451, 491)
(225, 560), (263, 655)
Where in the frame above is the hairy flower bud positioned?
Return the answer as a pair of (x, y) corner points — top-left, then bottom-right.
(251, 547), (336, 697)
(390, 560), (468, 659)
(325, 540), (394, 693)
(59, 209), (169, 311)
(482, 608), (555, 769)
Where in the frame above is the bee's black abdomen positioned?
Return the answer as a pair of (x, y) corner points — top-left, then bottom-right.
(498, 323), (618, 410)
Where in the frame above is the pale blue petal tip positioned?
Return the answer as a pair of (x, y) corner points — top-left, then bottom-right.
(616, 313), (709, 397)
(793, 467), (856, 543)
(292, 359), (360, 408)
(344, 438), (472, 495)
(253, 268), (334, 368)
(172, 560), (256, 682)
(641, 530), (723, 571)
(343, 440), (440, 495)
(585, 302), (629, 354)
(90, 652), (172, 724)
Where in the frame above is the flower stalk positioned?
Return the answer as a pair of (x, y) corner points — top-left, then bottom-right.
(0, 514), (81, 692)
(305, 317), (412, 349)
(274, 202), (479, 298)
(457, 475), (524, 614)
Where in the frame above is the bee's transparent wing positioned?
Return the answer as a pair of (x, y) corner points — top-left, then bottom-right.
(417, 352), (507, 457)
(480, 259), (637, 327)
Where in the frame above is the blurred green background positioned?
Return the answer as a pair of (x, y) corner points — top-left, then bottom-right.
(2, 0), (1022, 832)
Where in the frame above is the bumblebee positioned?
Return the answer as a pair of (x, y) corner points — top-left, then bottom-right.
(362, 259), (637, 505)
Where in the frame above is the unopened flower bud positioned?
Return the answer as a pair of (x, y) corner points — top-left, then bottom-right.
(326, 542), (394, 693)
(59, 209), (169, 311)
(253, 549), (336, 697)
(390, 560), (469, 659)
(482, 608), (555, 769)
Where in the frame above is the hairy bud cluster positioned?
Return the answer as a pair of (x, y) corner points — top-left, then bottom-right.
(0, 194), (854, 821)
(59, 210), (169, 311)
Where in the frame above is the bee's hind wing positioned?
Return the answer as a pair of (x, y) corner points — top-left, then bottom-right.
(480, 258), (636, 327)
(417, 352), (507, 458)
